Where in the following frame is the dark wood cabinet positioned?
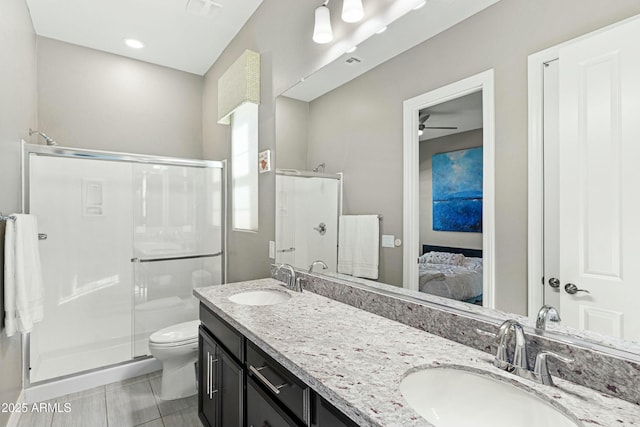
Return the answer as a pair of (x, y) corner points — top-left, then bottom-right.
(247, 377), (302, 427)
(312, 394), (359, 427)
(199, 303), (357, 427)
(198, 325), (243, 427)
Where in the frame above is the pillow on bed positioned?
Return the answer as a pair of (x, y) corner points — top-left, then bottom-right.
(419, 251), (466, 266)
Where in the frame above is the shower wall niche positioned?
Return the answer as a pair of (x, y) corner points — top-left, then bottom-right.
(26, 146), (224, 384)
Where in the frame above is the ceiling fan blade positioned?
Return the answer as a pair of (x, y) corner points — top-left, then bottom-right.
(418, 113), (430, 125)
(424, 126), (458, 130)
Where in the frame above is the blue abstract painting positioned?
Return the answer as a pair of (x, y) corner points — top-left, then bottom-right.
(432, 147), (483, 232)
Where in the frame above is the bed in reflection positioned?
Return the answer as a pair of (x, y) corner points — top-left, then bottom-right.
(418, 245), (483, 304)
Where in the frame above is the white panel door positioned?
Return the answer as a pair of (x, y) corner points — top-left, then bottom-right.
(558, 18), (640, 340)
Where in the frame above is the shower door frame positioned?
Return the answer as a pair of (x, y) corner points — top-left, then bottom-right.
(20, 142), (227, 389)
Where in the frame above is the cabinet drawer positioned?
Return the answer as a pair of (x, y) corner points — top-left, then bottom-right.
(247, 377), (302, 427)
(200, 303), (244, 362)
(312, 394), (358, 427)
(247, 341), (309, 424)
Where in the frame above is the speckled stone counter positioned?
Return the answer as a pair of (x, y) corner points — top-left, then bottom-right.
(195, 279), (640, 427)
(287, 270), (640, 405)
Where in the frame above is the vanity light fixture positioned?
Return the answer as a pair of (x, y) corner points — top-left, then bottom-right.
(313, 3), (333, 44)
(342, 0), (364, 23)
(124, 38), (144, 49)
(313, 0), (366, 44)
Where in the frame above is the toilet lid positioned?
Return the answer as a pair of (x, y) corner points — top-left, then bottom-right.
(149, 320), (200, 345)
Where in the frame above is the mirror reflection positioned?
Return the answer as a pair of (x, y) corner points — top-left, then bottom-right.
(417, 91), (484, 304)
(274, 1), (640, 351)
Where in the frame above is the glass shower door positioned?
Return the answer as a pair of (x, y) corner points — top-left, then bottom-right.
(132, 164), (222, 357)
(28, 155), (134, 383)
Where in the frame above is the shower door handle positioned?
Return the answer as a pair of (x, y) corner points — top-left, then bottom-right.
(130, 252), (222, 263)
(277, 247), (296, 253)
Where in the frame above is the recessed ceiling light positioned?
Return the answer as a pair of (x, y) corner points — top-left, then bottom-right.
(124, 38), (145, 49)
(413, 1), (427, 10)
(346, 46), (357, 54)
(376, 26), (387, 35)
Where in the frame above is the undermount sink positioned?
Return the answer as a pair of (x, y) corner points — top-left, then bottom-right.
(228, 289), (291, 306)
(399, 367), (580, 427)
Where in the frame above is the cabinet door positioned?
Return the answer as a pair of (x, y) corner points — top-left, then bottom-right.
(247, 377), (301, 427)
(312, 394), (358, 427)
(199, 329), (219, 427)
(219, 350), (243, 427)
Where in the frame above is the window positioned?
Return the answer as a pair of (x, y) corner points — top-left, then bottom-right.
(231, 102), (259, 231)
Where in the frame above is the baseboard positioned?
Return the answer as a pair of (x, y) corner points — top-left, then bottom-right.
(6, 390), (25, 427)
(24, 357), (161, 404)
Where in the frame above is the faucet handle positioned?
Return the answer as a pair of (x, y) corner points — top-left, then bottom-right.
(533, 351), (573, 386)
(475, 328), (496, 338)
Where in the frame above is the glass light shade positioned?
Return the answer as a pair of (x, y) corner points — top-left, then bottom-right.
(342, 0), (364, 23)
(313, 5), (333, 44)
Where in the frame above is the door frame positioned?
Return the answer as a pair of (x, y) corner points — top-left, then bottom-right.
(402, 70), (496, 308)
(526, 13), (640, 317)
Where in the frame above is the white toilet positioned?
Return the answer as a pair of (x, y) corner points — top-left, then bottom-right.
(148, 319), (200, 400)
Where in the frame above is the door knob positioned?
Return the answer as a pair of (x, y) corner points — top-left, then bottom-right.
(564, 283), (590, 295)
(548, 277), (560, 288)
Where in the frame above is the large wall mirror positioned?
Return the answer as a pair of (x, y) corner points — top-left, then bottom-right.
(274, 0), (640, 360)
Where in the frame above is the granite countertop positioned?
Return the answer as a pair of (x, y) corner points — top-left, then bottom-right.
(194, 278), (640, 427)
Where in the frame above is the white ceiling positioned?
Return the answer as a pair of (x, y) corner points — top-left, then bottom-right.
(25, 0), (263, 75)
(283, 0), (501, 102)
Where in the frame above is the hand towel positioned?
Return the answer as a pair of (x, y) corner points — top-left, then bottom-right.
(4, 214), (44, 337)
(337, 215), (379, 280)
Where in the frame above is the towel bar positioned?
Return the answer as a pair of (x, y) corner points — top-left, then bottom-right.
(0, 213), (16, 222)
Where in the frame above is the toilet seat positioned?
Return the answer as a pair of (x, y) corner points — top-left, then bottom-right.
(149, 320), (199, 347)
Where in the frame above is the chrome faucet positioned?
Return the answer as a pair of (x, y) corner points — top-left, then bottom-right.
(308, 260), (328, 273)
(493, 319), (528, 371)
(275, 263), (302, 292)
(535, 305), (561, 331)
(478, 318), (573, 386)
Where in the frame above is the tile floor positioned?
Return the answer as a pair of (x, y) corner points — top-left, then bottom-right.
(16, 371), (200, 427)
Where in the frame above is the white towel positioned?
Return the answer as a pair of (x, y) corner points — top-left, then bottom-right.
(337, 215), (379, 280)
(4, 214), (44, 337)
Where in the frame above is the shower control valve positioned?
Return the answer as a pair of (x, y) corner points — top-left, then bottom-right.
(313, 222), (327, 235)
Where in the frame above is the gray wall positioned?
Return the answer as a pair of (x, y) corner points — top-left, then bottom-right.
(419, 129), (483, 251)
(202, 1), (365, 282)
(302, 0), (640, 314)
(37, 37), (203, 158)
(275, 96), (309, 171)
(0, 0), (37, 424)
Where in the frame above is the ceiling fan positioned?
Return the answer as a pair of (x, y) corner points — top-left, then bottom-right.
(418, 113), (458, 135)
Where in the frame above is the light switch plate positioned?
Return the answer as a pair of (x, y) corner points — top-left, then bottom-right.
(381, 234), (395, 248)
(269, 241), (275, 259)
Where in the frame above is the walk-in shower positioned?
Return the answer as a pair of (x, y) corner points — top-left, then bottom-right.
(21, 143), (225, 390)
(275, 169), (341, 272)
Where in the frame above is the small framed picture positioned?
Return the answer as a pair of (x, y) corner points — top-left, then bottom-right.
(258, 149), (271, 173)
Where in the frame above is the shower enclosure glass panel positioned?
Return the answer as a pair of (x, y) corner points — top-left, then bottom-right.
(132, 164), (222, 357)
(29, 155), (134, 383)
(26, 148), (224, 384)
(275, 174), (340, 271)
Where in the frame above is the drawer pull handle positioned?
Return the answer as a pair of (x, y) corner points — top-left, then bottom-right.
(249, 365), (287, 395)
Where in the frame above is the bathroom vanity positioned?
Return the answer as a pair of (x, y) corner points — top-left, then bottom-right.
(195, 278), (640, 426)
(197, 286), (356, 427)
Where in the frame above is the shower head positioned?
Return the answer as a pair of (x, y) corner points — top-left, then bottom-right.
(312, 163), (325, 172)
(29, 128), (57, 146)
